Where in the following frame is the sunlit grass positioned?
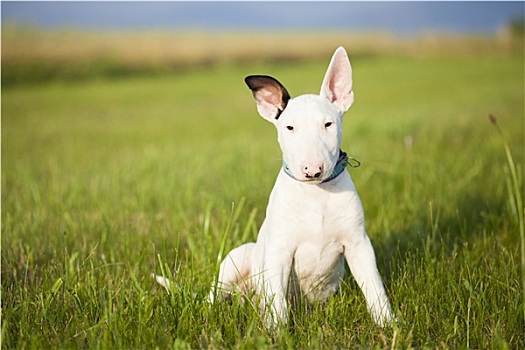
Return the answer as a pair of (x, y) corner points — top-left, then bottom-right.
(2, 52), (523, 348)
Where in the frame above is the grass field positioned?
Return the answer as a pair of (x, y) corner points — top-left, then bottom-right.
(2, 26), (522, 86)
(2, 34), (524, 348)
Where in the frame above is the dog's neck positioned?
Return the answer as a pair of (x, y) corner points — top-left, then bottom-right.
(281, 150), (360, 184)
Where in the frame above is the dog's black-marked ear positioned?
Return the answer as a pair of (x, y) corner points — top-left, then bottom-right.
(245, 75), (291, 121)
(320, 46), (354, 113)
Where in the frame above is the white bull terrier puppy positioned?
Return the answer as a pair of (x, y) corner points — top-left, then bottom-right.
(208, 47), (395, 329)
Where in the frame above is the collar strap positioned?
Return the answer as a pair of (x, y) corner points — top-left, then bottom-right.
(282, 150), (360, 183)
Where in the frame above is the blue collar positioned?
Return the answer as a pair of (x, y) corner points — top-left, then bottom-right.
(282, 150), (360, 183)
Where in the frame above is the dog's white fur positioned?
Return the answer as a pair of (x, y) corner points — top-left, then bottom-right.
(206, 47), (394, 328)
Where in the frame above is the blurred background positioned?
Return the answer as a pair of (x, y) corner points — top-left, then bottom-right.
(2, 1), (524, 86)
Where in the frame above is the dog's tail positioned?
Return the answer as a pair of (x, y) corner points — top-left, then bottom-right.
(152, 273), (173, 291)
(152, 273), (200, 299)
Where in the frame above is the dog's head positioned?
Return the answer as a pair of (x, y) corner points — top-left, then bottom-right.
(245, 47), (354, 184)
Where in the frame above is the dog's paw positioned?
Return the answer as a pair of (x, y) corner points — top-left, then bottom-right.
(261, 303), (288, 333)
(372, 308), (397, 328)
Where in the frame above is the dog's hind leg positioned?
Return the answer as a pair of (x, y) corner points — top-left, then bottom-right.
(209, 243), (255, 303)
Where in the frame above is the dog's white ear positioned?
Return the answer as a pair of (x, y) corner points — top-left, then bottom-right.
(320, 46), (354, 113)
(245, 75), (291, 122)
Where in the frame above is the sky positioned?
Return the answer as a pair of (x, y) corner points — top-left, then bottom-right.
(1, 1), (524, 35)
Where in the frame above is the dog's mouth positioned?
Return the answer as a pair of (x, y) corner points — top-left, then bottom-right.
(302, 178), (326, 184)
(283, 151), (356, 184)
(305, 171), (331, 183)
(289, 167), (335, 184)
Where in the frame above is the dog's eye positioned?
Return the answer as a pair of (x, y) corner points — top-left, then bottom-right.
(286, 125), (294, 131)
(325, 122), (333, 128)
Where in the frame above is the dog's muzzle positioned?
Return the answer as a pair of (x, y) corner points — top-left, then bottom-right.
(282, 150), (360, 183)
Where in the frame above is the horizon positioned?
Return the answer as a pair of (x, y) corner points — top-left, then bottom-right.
(2, 2), (524, 35)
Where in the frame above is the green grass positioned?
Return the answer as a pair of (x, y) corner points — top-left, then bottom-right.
(2, 54), (524, 348)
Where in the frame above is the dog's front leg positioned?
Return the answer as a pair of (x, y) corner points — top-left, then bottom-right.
(344, 232), (394, 327)
(257, 249), (294, 329)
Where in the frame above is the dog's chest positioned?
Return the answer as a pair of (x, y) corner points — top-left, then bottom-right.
(277, 178), (360, 300)
(291, 238), (345, 301)
(268, 171), (363, 238)
(284, 202), (347, 301)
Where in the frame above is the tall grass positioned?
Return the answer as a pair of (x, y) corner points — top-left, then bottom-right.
(2, 49), (524, 348)
(489, 113), (525, 323)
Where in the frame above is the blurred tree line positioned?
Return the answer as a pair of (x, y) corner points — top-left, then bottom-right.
(509, 16), (524, 36)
